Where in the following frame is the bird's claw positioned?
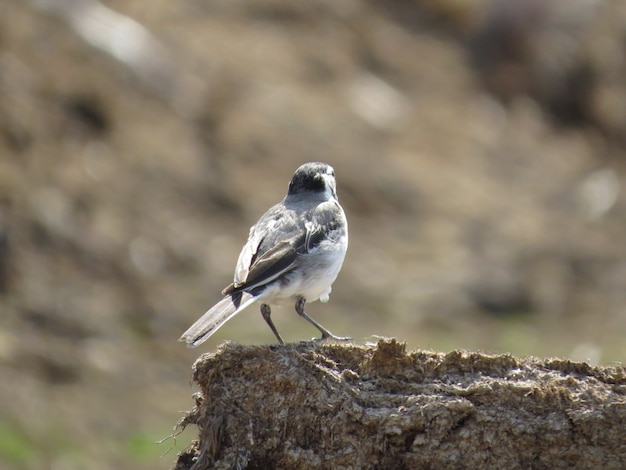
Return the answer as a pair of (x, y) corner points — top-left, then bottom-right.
(316, 333), (352, 343)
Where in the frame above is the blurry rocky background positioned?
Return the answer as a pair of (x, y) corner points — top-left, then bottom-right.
(1, 0), (626, 468)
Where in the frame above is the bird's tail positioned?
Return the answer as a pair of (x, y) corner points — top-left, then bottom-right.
(178, 292), (258, 347)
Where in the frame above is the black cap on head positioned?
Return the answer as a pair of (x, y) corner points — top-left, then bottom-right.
(288, 162), (334, 195)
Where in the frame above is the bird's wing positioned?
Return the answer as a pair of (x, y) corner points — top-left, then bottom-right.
(223, 202), (335, 296)
(222, 233), (302, 295)
(231, 222), (266, 288)
(223, 239), (297, 294)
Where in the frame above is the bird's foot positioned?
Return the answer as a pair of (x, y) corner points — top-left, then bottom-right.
(316, 332), (352, 343)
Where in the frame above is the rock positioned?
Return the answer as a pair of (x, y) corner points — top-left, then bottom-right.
(174, 339), (626, 469)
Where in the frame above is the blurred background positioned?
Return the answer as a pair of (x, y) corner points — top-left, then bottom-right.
(2, 0), (626, 468)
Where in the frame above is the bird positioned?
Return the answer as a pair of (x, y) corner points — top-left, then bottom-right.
(179, 162), (349, 347)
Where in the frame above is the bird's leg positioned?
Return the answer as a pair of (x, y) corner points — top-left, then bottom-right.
(294, 296), (351, 342)
(260, 303), (285, 345)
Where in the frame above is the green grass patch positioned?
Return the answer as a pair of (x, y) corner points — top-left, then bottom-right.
(126, 431), (166, 461)
(0, 420), (35, 467)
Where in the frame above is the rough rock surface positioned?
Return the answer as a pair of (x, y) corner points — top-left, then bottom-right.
(174, 339), (626, 469)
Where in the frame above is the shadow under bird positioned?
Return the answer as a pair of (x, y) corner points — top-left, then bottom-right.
(179, 162), (349, 347)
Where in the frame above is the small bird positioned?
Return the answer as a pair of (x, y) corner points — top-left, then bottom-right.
(179, 162), (349, 347)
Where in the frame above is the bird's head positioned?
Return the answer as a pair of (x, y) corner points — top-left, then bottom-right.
(287, 162), (337, 199)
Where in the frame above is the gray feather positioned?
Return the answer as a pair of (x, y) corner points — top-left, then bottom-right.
(178, 292), (257, 347)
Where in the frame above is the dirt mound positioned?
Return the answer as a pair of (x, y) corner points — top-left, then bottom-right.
(175, 339), (626, 469)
